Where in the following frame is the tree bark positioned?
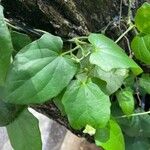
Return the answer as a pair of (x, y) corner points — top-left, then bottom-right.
(1, 0), (149, 142)
(2, 0), (147, 38)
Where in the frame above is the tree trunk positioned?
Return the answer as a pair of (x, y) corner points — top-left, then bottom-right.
(1, 0), (147, 38)
(1, 0), (149, 142)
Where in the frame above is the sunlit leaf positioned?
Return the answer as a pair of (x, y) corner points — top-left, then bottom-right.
(88, 33), (142, 75)
(116, 87), (134, 115)
(131, 34), (150, 64)
(5, 34), (78, 104)
(95, 119), (125, 150)
(135, 2), (150, 34)
(62, 80), (111, 129)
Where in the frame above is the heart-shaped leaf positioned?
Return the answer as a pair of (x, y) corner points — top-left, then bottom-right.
(88, 34), (142, 75)
(135, 2), (150, 34)
(5, 34), (78, 104)
(62, 80), (111, 129)
(116, 87), (135, 115)
(131, 34), (150, 64)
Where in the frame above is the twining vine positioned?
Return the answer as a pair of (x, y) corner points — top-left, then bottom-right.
(0, 2), (150, 150)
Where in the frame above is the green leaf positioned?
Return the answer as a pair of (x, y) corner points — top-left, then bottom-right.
(125, 135), (150, 150)
(118, 108), (150, 137)
(53, 90), (66, 116)
(0, 100), (23, 126)
(123, 73), (135, 89)
(88, 33), (142, 75)
(11, 31), (32, 51)
(131, 34), (150, 64)
(91, 77), (108, 94)
(0, 5), (13, 85)
(7, 109), (42, 150)
(20, 33), (63, 53)
(92, 67), (128, 95)
(62, 80), (111, 129)
(95, 119), (125, 150)
(5, 34), (78, 104)
(139, 74), (150, 94)
(116, 87), (134, 115)
(111, 101), (124, 117)
(135, 2), (150, 34)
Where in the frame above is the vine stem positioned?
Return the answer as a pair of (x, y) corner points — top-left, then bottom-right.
(4, 18), (21, 30)
(127, 0), (132, 25)
(61, 45), (80, 55)
(34, 29), (49, 34)
(115, 24), (135, 43)
(4, 18), (46, 36)
(79, 51), (91, 61)
(116, 110), (150, 119)
(68, 36), (88, 42)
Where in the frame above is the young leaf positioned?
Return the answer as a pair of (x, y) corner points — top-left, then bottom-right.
(95, 119), (125, 150)
(62, 80), (111, 129)
(7, 109), (42, 150)
(88, 33), (142, 75)
(116, 87), (134, 115)
(0, 5), (13, 85)
(131, 34), (150, 64)
(92, 67), (128, 95)
(83, 125), (96, 136)
(11, 31), (32, 51)
(5, 34), (78, 104)
(135, 2), (150, 34)
(139, 74), (150, 94)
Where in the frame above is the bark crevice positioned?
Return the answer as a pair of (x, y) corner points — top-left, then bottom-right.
(2, 0), (144, 37)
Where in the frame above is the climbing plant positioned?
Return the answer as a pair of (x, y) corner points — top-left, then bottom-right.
(0, 2), (150, 150)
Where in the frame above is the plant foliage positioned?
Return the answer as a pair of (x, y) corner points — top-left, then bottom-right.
(0, 2), (150, 150)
